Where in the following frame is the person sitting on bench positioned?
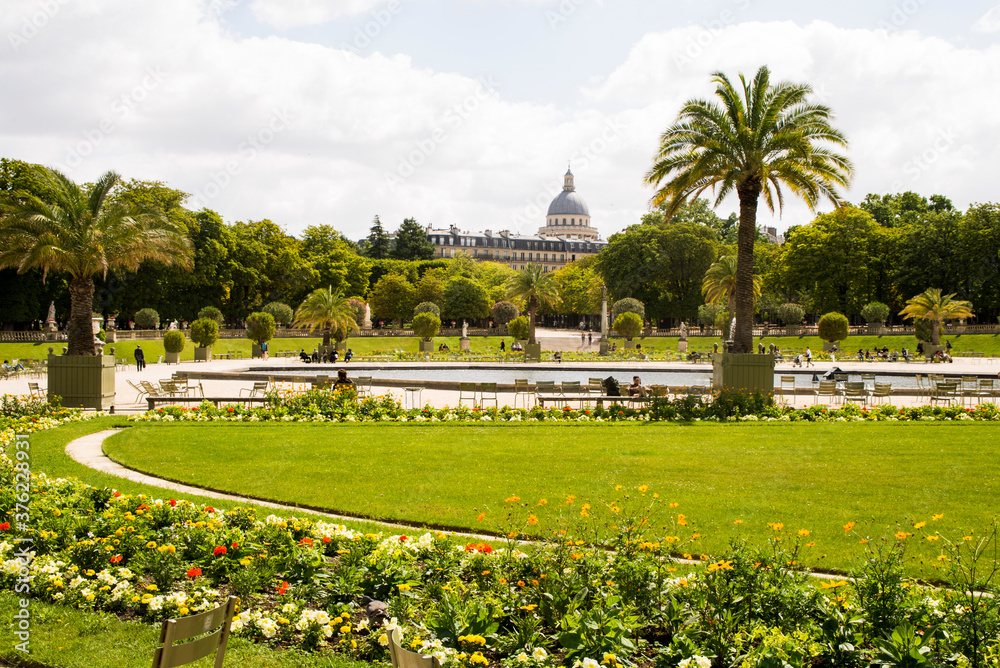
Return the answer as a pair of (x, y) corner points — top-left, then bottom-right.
(332, 368), (354, 391)
(627, 376), (649, 397)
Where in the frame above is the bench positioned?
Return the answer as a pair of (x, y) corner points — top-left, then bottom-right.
(147, 396), (273, 411)
(535, 393), (652, 408)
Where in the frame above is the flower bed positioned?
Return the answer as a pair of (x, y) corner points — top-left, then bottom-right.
(127, 388), (1000, 424)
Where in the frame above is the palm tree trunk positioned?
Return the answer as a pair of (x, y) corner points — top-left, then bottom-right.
(322, 326), (331, 349)
(931, 320), (940, 346)
(528, 296), (537, 345)
(67, 277), (97, 356)
(734, 183), (760, 354)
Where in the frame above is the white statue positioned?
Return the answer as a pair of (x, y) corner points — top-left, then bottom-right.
(679, 321), (688, 339)
(461, 320), (468, 338)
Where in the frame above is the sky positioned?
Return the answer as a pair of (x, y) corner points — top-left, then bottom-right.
(2, 0), (1000, 243)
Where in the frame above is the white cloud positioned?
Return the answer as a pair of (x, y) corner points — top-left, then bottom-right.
(250, 0), (395, 29)
(973, 5), (1000, 32)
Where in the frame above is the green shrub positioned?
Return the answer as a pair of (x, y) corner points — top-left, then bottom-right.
(611, 298), (645, 323)
(412, 312), (441, 341)
(245, 312), (276, 346)
(777, 303), (805, 326)
(163, 330), (186, 354)
(861, 301), (890, 325)
(715, 309), (732, 338)
(190, 318), (219, 348)
(134, 308), (159, 329)
(262, 301), (293, 326)
(197, 306), (224, 325)
(817, 312), (849, 343)
(507, 315), (530, 341)
(491, 301), (520, 326)
(613, 312), (643, 341)
(413, 301), (441, 318)
(697, 303), (721, 326)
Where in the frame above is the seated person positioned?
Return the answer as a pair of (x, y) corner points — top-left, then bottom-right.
(331, 349), (339, 363)
(344, 349), (353, 362)
(299, 350), (311, 362)
(890, 350), (899, 362)
(438, 343), (450, 351)
(3, 360), (25, 372)
(553, 351), (562, 362)
(627, 376), (649, 397)
(332, 368), (355, 390)
(687, 351), (701, 361)
(311, 349), (320, 363)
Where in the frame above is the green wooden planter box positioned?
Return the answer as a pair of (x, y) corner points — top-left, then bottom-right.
(47, 353), (115, 410)
(712, 353), (775, 394)
(523, 343), (542, 362)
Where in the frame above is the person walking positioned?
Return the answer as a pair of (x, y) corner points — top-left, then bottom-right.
(588, 332), (592, 345)
(499, 340), (505, 352)
(805, 346), (814, 367)
(134, 345), (145, 371)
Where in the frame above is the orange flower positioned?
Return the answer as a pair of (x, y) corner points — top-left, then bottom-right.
(913, 521), (926, 529)
(527, 515), (538, 525)
(932, 513), (944, 521)
(477, 513), (486, 522)
(677, 514), (687, 526)
(733, 520), (744, 525)
(843, 521), (856, 532)
(669, 502), (679, 508)
(798, 529), (810, 537)
(768, 522), (784, 531)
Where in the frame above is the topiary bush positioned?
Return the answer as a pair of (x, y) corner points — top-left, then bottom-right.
(163, 330), (186, 354)
(507, 315), (530, 342)
(262, 302), (293, 326)
(197, 306), (224, 325)
(817, 312), (849, 343)
(777, 303), (805, 326)
(413, 301), (441, 318)
(411, 312), (441, 341)
(245, 312), (276, 346)
(491, 301), (520, 326)
(613, 312), (643, 341)
(134, 308), (160, 329)
(190, 318), (220, 348)
(861, 301), (890, 326)
(611, 298), (645, 324)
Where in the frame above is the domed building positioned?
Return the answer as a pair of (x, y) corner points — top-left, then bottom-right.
(539, 167), (601, 241)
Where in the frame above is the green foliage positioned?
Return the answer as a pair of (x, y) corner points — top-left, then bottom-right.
(292, 287), (358, 348)
(134, 308), (160, 329)
(347, 298), (367, 326)
(197, 306), (224, 325)
(817, 312), (849, 342)
(244, 312), (276, 345)
(189, 317), (219, 348)
(776, 303), (805, 326)
(613, 312), (643, 340)
(698, 303), (721, 326)
(363, 215), (391, 259)
(413, 301), (441, 318)
(391, 217), (435, 261)
(371, 273), (416, 326)
(411, 312), (441, 341)
(611, 298), (645, 323)
(162, 330), (186, 354)
(442, 276), (490, 322)
(491, 300), (519, 325)
(507, 315), (530, 341)
(261, 301), (293, 326)
(861, 301), (890, 325)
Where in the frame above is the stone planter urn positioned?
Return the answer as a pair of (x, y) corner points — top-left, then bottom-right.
(623, 340), (638, 350)
(251, 343), (262, 358)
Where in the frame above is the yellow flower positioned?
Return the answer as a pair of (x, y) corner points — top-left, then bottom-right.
(677, 514), (687, 526)
(538, 499), (548, 506)
(179, 607), (189, 615)
(821, 580), (847, 589)
(504, 495), (521, 504)
(914, 521), (926, 529)
(146, 541), (157, 549)
(527, 515), (538, 525)
(145, 584), (158, 591)
(843, 521), (855, 532)
(894, 531), (911, 540)
(932, 513), (944, 521)
(398, 584), (411, 591)
(926, 535), (940, 542)
(239, 559), (250, 566)
(733, 519), (744, 525)
(768, 522), (784, 531)
(798, 529), (810, 536)
(637, 484), (649, 493)
(340, 626), (351, 634)
(520, 604), (537, 611)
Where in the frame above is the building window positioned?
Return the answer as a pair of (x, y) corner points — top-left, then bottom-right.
(572, 254), (576, 261)
(571, 218), (575, 225)
(561, 254), (565, 261)
(520, 252), (524, 260)
(543, 253), (548, 261)
(562, 218), (566, 224)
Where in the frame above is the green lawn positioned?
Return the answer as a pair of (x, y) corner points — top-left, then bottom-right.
(105, 421), (1000, 574)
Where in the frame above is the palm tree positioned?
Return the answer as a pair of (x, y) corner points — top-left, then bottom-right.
(506, 264), (560, 345)
(899, 288), (973, 346)
(0, 166), (192, 356)
(702, 256), (762, 317)
(645, 66), (853, 353)
(292, 287), (359, 349)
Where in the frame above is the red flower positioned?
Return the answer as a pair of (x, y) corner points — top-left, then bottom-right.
(322, 536), (331, 543)
(137, 504), (148, 511)
(398, 535), (408, 542)
(113, 491), (121, 498)
(169, 499), (177, 507)
(205, 506), (215, 513)
(213, 545), (227, 556)
(300, 537), (314, 545)
(231, 542), (239, 549)
(276, 580), (289, 595)
(464, 542), (494, 553)
(110, 554), (122, 563)
(0, 522), (10, 531)
(187, 567), (202, 578)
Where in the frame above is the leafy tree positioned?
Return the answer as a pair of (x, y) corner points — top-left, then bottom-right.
(299, 224), (371, 299)
(703, 256), (762, 316)
(613, 312), (643, 341)
(363, 215), (391, 259)
(552, 257), (603, 317)
(645, 66), (853, 353)
(0, 167), (192, 355)
(414, 301), (441, 318)
(507, 264), (560, 345)
(198, 306), (224, 325)
(697, 303), (722, 327)
(861, 302), (890, 326)
(899, 288), (973, 346)
(507, 315), (530, 342)
(817, 312), (849, 343)
(245, 311), (276, 347)
(611, 298), (645, 323)
(134, 308), (160, 329)
(370, 273), (416, 327)
(415, 268), (447, 305)
(491, 301), (519, 326)
(411, 312), (441, 341)
(190, 317), (219, 348)
(776, 303), (805, 326)
(442, 276), (490, 323)
(163, 330), (186, 354)
(262, 301), (293, 326)
(392, 217), (434, 261)
(293, 287), (359, 349)
(347, 298), (367, 327)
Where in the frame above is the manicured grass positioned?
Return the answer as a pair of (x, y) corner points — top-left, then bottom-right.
(0, 591), (372, 668)
(105, 421), (1000, 573)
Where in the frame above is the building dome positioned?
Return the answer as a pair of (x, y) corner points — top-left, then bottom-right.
(546, 189), (590, 216)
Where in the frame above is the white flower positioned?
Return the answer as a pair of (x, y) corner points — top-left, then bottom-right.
(516, 653), (529, 663)
(582, 659), (600, 668)
(533, 647), (549, 661)
(678, 656), (711, 668)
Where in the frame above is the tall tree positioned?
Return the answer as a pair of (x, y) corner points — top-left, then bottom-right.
(506, 264), (560, 345)
(391, 217), (435, 261)
(702, 256), (762, 316)
(441, 276), (490, 323)
(0, 166), (192, 355)
(370, 273), (416, 327)
(645, 66), (853, 353)
(292, 286), (359, 349)
(364, 215), (391, 259)
(899, 288), (973, 346)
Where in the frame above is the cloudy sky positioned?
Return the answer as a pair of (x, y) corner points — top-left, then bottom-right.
(2, 0), (999, 242)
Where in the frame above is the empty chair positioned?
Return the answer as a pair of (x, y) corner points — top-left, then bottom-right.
(914, 375), (928, 398)
(141, 380), (166, 398)
(978, 378), (996, 402)
(240, 381), (269, 397)
(480, 382), (498, 408)
(870, 383), (892, 405)
(930, 381), (958, 406)
(588, 377), (604, 396)
(861, 373), (876, 390)
(780, 376), (796, 401)
(127, 379), (149, 403)
(961, 376), (980, 407)
(458, 382), (478, 406)
(151, 596), (237, 668)
(513, 379), (532, 408)
(843, 381), (868, 405)
(26, 382), (45, 400)
(534, 380), (556, 395)
(813, 380), (838, 405)
(355, 376), (373, 398)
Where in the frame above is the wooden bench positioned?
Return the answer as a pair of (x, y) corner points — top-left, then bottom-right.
(147, 396), (273, 410)
(535, 393), (652, 408)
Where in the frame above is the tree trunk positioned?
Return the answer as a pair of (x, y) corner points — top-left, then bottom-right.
(67, 277), (97, 356)
(734, 181), (761, 353)
(322, 326), (331, 349)
(932, 320), (940, 346)
(528, 296), (537, 345)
